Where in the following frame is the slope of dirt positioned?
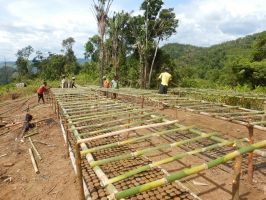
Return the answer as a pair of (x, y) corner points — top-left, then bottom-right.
(0, 96), (79, 200)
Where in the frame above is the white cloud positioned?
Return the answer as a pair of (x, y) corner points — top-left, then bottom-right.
(171, 0), (266, 46)
(0, 0), (266, 60)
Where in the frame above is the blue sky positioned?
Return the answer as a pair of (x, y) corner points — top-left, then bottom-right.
(0, 0), (266, 61)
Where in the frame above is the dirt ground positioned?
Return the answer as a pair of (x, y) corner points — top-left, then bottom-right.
(0, 95), (265, 200)
(0, 96), (79, 200)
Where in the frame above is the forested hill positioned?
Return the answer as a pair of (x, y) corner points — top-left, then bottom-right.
(162, 32), (260, 67)
(161, 31), (266, 89)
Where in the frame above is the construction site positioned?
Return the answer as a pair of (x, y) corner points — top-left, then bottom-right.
(0, 86), (265, 200)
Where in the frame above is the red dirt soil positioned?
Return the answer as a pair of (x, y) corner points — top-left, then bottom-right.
(0, 95), (265, 200)
(0, 96), (79, 200)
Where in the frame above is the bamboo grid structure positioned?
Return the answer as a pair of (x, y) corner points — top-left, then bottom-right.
(91, 87), (266, 131)
(51, 87), (266, 200)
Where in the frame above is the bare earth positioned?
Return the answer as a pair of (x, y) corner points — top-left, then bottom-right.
(0, 97), (79, 200)
(0, 96), (265, 200)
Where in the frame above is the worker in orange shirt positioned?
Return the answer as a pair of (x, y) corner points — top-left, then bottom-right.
(37, 81), (48, 103)
(103, 76), (110, 88)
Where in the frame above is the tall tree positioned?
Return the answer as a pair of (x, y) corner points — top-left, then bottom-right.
(108, 11), (130, 78)
(252, 32), (266, 62)
(62, 37), (79, 75)
(91, 0), (113, 87)
(84, 35), (100, 62)
(147, 8), (178, 88)
(15, 45), (34, 77)
(141, 0), (163, 88)
(127, 15), (146, 88)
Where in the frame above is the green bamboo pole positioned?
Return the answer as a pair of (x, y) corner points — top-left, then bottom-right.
(66, 105), (129, 121)
(77, 120), (179, 144)
(68, 108), (150, 124)
(65, 103), (124, 115)
(66, 105), (131, 121)
(79, 117), (162, 137)
(75, 112), (157, 131)
(114, 140), (266, 200)
(62, 112), (118, 194)
(107, 139), (235, 185)
(81, 126), (191, 155)
(90, 133), (216, 167)
(64, 101), (119, 112)
(188, 128), (226, 143)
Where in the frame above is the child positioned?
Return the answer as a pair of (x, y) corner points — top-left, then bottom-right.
(37, 81), (48, 103)
(16, 113), (35, 142)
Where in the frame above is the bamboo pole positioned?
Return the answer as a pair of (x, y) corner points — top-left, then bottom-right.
(74, 143), (85, 200)
(81, 126), (191, 155)
(107, 140), (234, 185)
(77, 120), (178, 144)
(232, 155), (242, 200)
(113, 140), (266, 200)
(63, 111), (118, 194)
(68, 108), (150, 124)
(28, 137), (42, 160)
(90, 133), (216, 167)
(74, 112), (155, 131)
(65, 102), (123, 114)
(79, 117), (162, 137)
(24, 131), (39, 138)
(29, 148), (39, 174)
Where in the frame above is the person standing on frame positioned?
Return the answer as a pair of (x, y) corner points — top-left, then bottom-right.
(158, 67), (172, 94)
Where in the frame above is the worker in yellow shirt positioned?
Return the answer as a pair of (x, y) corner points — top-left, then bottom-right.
(158, 67), (172, 94)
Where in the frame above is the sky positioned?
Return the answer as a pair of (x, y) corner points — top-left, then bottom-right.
(0, 0), (266, 61)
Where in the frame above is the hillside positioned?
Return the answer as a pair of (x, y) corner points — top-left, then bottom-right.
(161, 32), (263, 68)
(161, 31), (266, 88)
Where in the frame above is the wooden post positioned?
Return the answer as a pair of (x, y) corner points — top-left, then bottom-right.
(141, 96), (144, 125)
(263, 101), (266, 121)
(232, 155), (242, 200)
(141, 96), (144, 109)
(57, 102), (60, 119)
(65, 118), (70, 158)
(247, 125), (254, 183)
(74, 144), (85, 200)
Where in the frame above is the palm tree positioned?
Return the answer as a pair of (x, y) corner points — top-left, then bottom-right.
(91, 0), (113, 86)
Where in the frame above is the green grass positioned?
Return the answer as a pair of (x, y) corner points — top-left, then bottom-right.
(0, 79), (59, 101)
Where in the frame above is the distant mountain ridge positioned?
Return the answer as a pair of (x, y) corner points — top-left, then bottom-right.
(0, 61), (16, 68)
(161, 31), (264, 69)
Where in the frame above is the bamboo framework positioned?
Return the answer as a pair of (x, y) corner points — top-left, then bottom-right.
(91, 87), (266, 131)
(51, 87), (266, 200)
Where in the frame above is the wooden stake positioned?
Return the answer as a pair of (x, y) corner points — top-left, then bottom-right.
(247, 125), (254, 183)
(232, 155), (242, 200)
(29, 148), (39, 174)
(74, 144), (85, 200)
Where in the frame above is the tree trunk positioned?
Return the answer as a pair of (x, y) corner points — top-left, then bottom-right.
(138, 48), (145, 89)
(99, 40), (104, 87)
(148, 38), (160, 89)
